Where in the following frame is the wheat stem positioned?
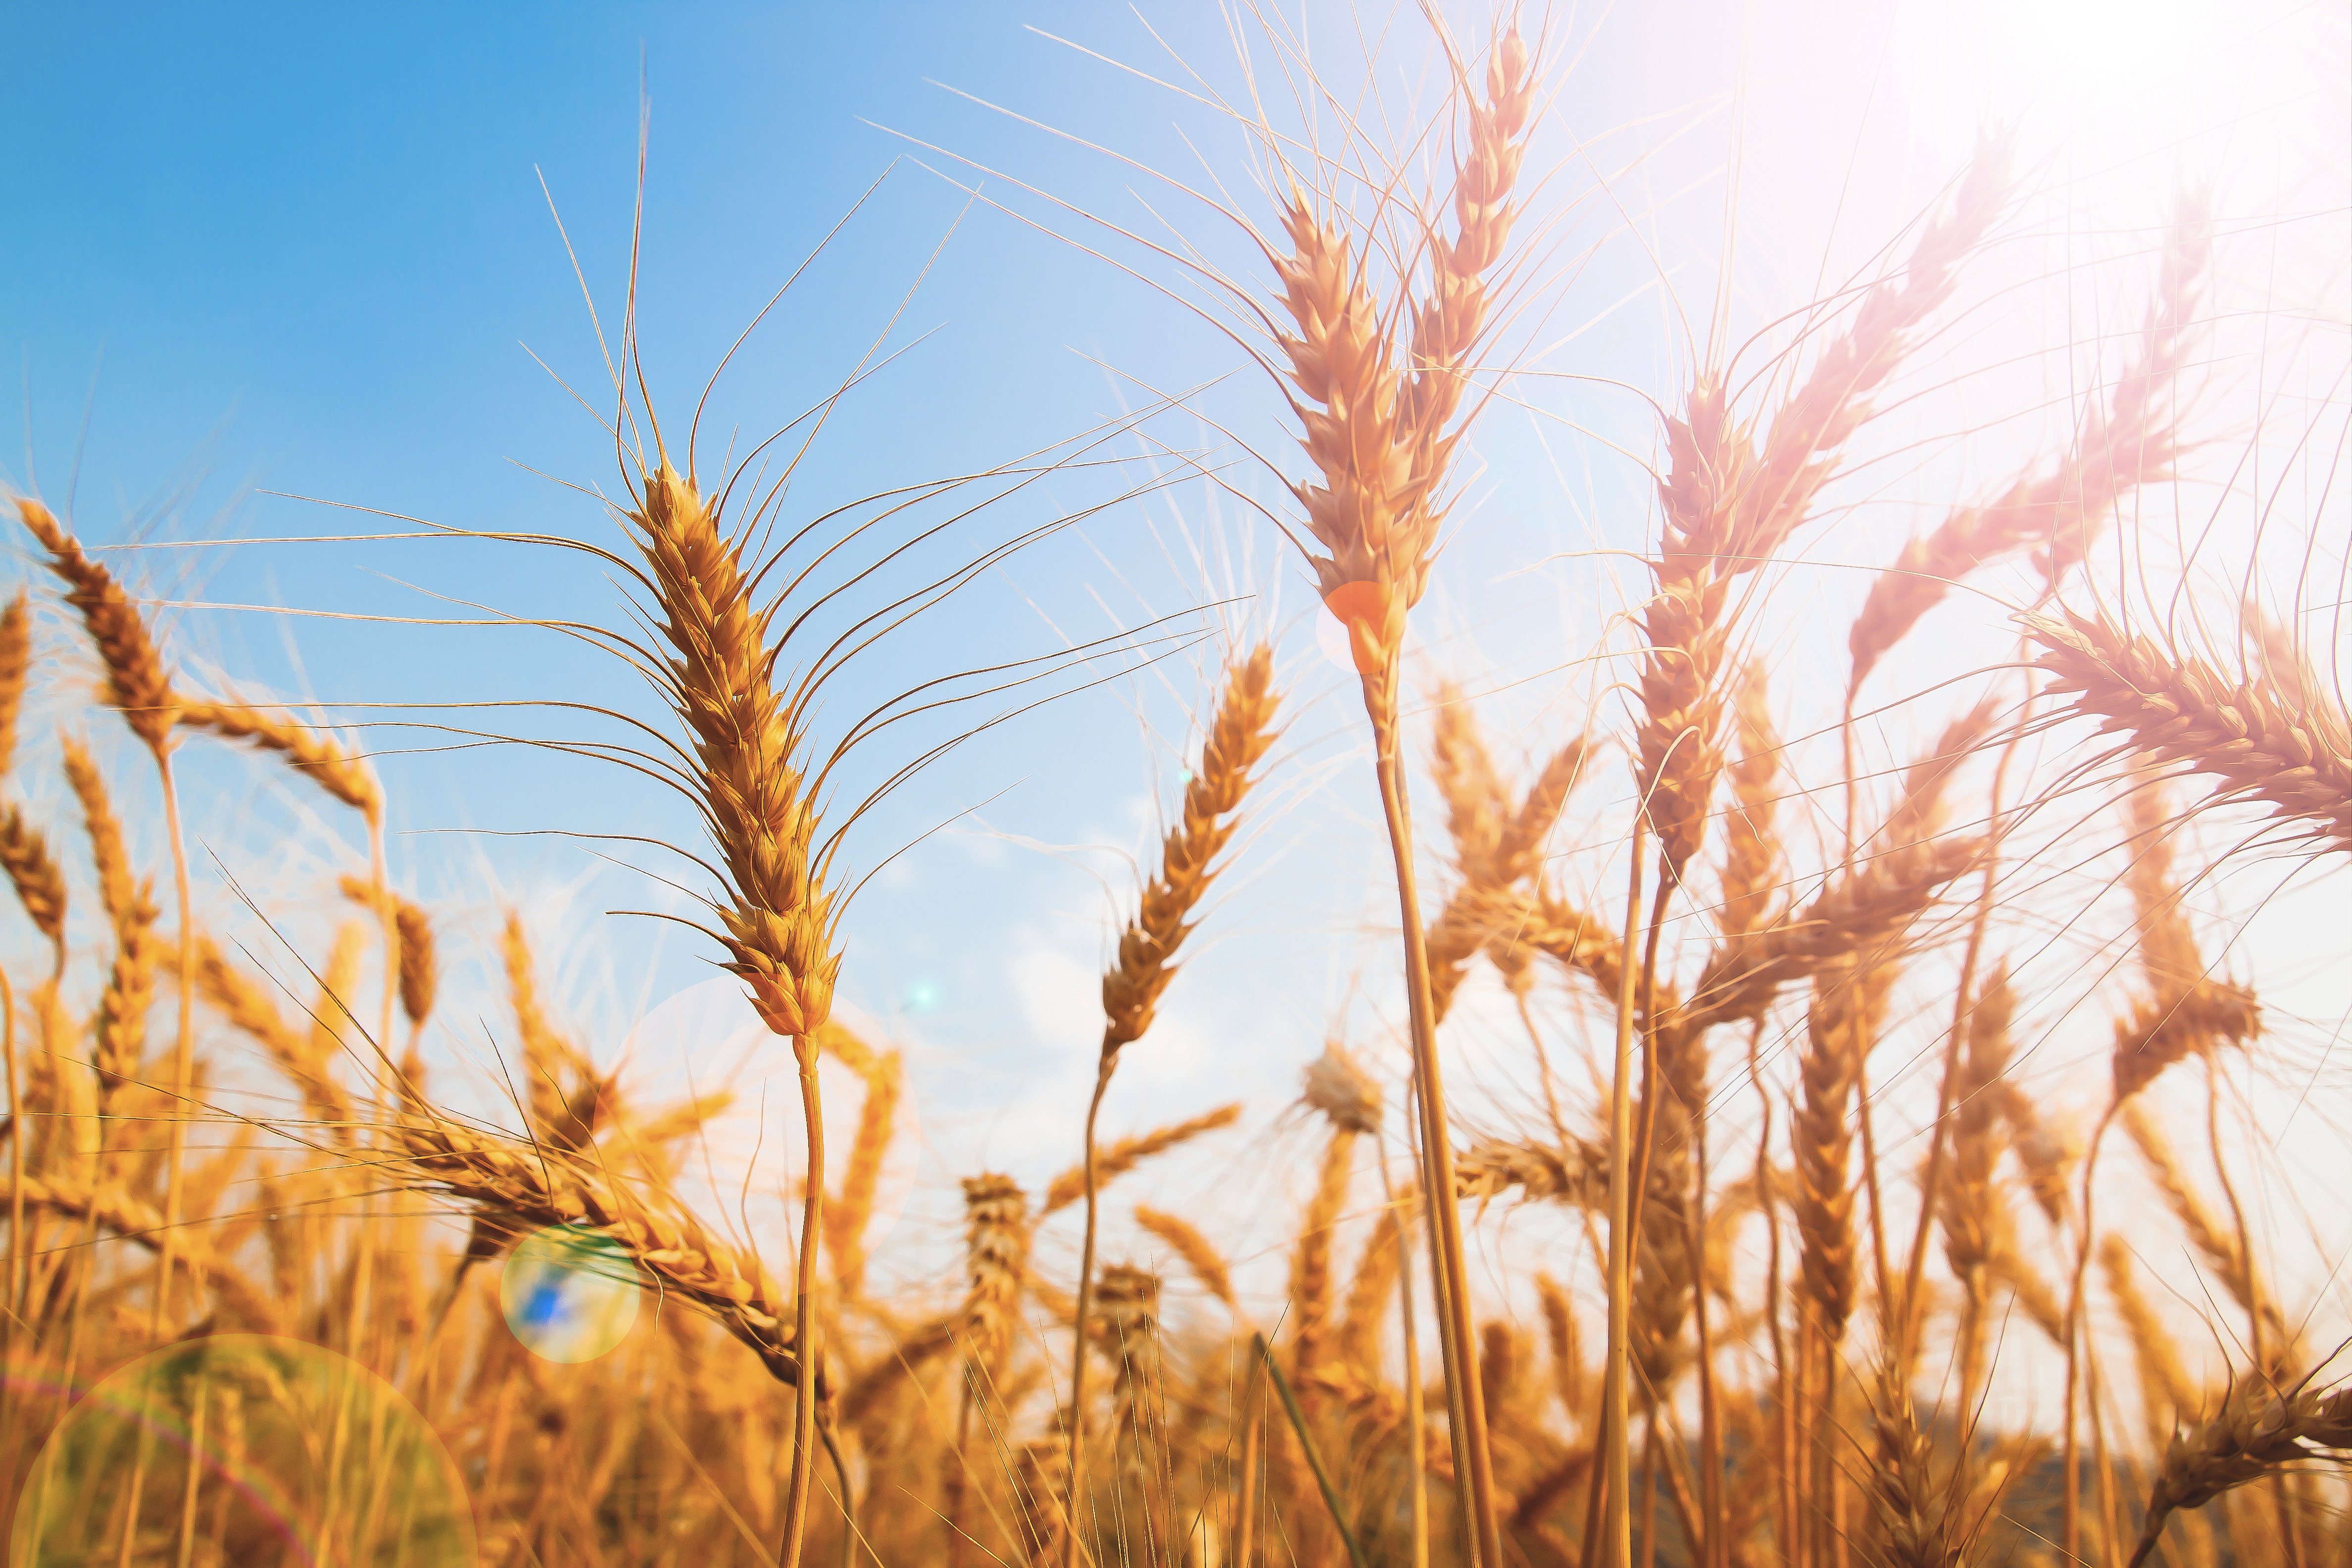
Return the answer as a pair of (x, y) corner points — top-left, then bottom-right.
(781, 1047), (825, 1568)
(1369, 680), (1498, 1566)
(1603, 813), (1648, 1568)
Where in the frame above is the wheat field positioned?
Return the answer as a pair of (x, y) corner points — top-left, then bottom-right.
(1, 5), (2347, 1567)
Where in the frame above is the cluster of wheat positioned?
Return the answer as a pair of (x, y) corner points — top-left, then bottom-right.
(3, 9), (2347, 1568)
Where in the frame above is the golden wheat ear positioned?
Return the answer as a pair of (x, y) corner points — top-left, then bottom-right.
(2030, 607), (2352, 856)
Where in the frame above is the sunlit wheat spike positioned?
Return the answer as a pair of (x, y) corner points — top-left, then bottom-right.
(2107, 783), (2260, 1103)
(1300, 1040), (1383, 1137)
(1719, 661), (1784, 939)
(2030, 606), (2352, 855)
(1454, 1136), (1603, 1210)
(0, 588), (29, 778)
(0, 802), (68, 954)
(392, 1113), (814, 1390)
(183, 696), (381, 819)
(184, 931), (353, 1137)
(1432, 681), (1511, 881)
(64, 737), (159, 1099)
(960, 1172), (1031, 1357)
(2124, 1374), (2352, 1568)
(340, 874), (436, 1027)
(15, 498), (180, 754)
(2117, 1100), (2282, 1347)
(1042, 1102), (1242, 1215)
(1288, 1121), (1357, 1380)
(1794, 956), (1889, 1343)
(1639, 140), (2009, 883)
(824, 1033), (901, 1296)
(1, 1169), (275, 1327)
(626, 458), (838, 1040)
(1866, 1360), (1970, 1568)
(1133, 1205), (1232, 1310)
(1099, 643), (1280, 1055)
(1849, 190), (2207, 688)
(500, 910), (595, 1149)
(1272, 26), (1535, 672)
(2101, 1232), (2205, 1439)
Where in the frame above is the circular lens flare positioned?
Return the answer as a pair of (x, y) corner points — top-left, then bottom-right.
(10, 1335), (474, 1567)
(500, 1224), (645, 1364)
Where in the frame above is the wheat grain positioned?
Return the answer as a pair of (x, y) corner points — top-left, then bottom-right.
(340, 875), (435, 1027)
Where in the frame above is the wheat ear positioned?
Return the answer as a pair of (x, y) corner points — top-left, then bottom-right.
(62, 738), (159, 1108)
(621, 453), (847, 1567)
(1866, 1361), (1971, 1568)
(1069, 644), (1277, 1559)
(0, 805), (68, 970)
(942, 1172), (1029, 1568)
(1268, 35), (1535, 1562)
(17, 495), (202, 1338)
(1043, 1103), (1244, 1216)
(2124, 1374), (2352, 1568)
(821, 1029), (900, 1297)
(1849, 193), (2208, 688)
(2032, 608), (2352, 854)
(2099, 782), (2260, 1115)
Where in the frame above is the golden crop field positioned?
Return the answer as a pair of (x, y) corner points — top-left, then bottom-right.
(1, 5), (2346, 1567)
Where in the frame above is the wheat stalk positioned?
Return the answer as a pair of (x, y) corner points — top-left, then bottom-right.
(1069, 643), (1277, 1559)
(1265, 31), (1536, 1561)
(17, 495), (204, 1342)
(619, 452), (850, 1566)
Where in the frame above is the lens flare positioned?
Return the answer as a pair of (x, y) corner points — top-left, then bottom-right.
(9, 1334), (474, 1566)
(499, 1224), (645, 1364)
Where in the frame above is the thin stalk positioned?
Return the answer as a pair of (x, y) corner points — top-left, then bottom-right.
(1748, 1021), (1796, 1568)
(2205, 1058), (2303, 1568)
(781, 1047), (826, 1568)
(1603, 815), (1648, 1568)
(1256, 1333), (1370, 1568)
(1365, 676), (1498, 1567)
(3, 965), (20, 1328)
(1855, 1049), (1895, 1340)
(1687, 1090), (1719, 1568)
(1234, 1372), (1262, 1568)
(151, 752), (194, 1335)
(1063, 1057), (1115, 1568)
(175, 1380), (207, 1568)
(2061, 1109), (2115, 1565)
(1377, 1127), (1429, 1568)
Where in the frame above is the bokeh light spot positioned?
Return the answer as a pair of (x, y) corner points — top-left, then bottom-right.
(10, 1334), (474, 1567)
(499, 1224), (644, 1364)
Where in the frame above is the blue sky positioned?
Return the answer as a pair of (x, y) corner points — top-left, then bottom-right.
(5, 0), (2345, 1305)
